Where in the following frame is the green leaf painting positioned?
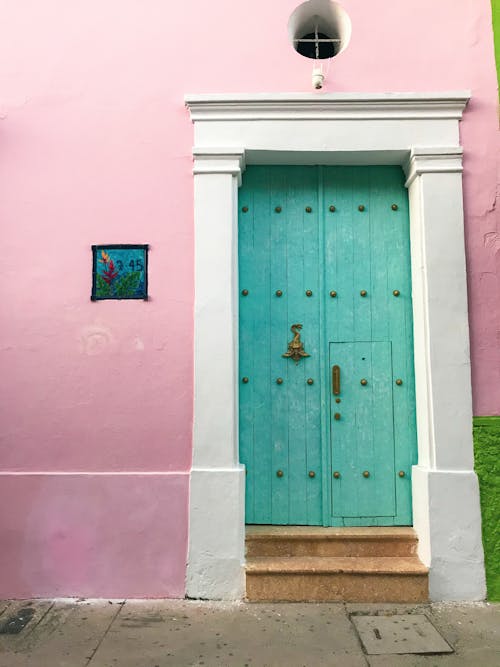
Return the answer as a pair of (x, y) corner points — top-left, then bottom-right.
(96, 274), (112, 298)
(114, 271), (141, 297)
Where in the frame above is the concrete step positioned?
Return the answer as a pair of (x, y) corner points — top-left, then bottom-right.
(246, 556), (428, 602)
(245, 527), (429, 603)
(246, 526), (418, 558)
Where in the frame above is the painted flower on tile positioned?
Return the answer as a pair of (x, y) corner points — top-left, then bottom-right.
(101, 258), (119, 284)
(98, 250), (111, 264)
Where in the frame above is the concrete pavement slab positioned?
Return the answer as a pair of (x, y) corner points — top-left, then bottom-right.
(367, 649), (500, 667)
(0, 603), (11, 618)
(0, 600), (52, 649)
(0, 601), (13, 626)
(0, 600), (121, 667)
(427, 602), (500, 652)
(0, 600), (54, 667)
(90, 600), (368, 667)
(346, 603), (430, 616)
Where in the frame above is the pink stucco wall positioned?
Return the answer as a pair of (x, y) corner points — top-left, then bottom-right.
(0, 474), (188, 598)
(0, 0), (498, 597)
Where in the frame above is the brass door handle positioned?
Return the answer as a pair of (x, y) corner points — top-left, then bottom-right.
(282, 324), (310, 363)
(332, 365), (340, 395)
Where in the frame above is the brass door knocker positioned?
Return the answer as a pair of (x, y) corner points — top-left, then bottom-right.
(282, 324), (310, 364)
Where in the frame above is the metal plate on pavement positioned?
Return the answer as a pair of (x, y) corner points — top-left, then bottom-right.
(351, 614), (454, 655)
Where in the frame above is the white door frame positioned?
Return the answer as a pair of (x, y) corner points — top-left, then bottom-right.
(184, 93), (486, 601)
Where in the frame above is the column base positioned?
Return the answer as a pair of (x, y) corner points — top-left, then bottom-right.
(412, 465), (486, 601)
(186, 466), (246, 599)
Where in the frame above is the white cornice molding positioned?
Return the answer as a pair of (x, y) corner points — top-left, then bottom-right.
(404, 147), (464, 187)
(185, 92), (471, 122)
(192, 148), (246, 185)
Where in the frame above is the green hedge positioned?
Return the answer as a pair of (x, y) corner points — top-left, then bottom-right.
(493, 0), (500, 88)
(474, 416), (500, 600)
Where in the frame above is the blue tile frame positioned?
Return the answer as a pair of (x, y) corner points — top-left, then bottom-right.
(91, 244), (149, 301)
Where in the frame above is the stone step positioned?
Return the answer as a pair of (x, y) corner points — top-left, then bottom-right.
(246, 526), (418, 558)
(246, 555), (429, 602)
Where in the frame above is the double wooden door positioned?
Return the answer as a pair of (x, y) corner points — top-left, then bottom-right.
(238, 166), (417, 526)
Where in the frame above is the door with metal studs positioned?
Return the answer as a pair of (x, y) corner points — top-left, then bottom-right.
(238, 166), (417, 526)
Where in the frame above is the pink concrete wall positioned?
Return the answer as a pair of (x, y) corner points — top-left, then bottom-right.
(0, 0), (498, 597)
(0, 474), (188, 598)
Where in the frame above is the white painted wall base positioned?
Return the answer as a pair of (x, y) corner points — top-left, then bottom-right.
(186, 467), (246, 599)
(413, 466), (486, 600)
(185, 93), (486, 601)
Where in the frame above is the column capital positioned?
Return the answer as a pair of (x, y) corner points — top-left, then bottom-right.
(404, 147), (463, 187)
(192, 148), (246, 185)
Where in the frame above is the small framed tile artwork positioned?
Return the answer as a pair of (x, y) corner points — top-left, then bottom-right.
(91, 244), (148, 300)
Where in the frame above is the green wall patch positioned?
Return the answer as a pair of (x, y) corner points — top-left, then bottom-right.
(474, 416), (500, 600)
(492, 0), (500, 88)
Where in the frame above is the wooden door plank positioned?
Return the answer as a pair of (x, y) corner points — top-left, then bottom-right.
(269, 167), (292, 524)
(302, 167), (322, 525)
(318, 167), (332, 526)
(370, 167), (390, 342)
(251, 167), (273, 524)
(354, 340), (376, 516)
(369, 340), (396, 516)
(330, 167), (355, 343)
(322, 168), (340, 343)
(238, 170), (257, 522)
(283, 167), (310, 524)
(383, 168), (417, 524)
(368, 168), (398, 517)
(352, 168), (372, 342)
(330, 342), (357, 517)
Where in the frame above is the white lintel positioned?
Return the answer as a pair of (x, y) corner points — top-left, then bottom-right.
(185, 91), (471, 122)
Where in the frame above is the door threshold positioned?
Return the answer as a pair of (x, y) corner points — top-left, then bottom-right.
(246, 525), (416, 536)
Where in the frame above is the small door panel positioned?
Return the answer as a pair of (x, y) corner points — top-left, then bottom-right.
(330, 341), (395, 518)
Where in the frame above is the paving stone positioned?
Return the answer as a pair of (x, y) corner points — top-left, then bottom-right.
(0, 602), (11, 620)
(367, 649), (500, 666)
(0, 606), (37, 635)
(0, 600), (52, 646)
(427, 602), (500, 652)
(91, 600), (367, 667)
(346, 603), (430, 616)
(352, 614), (453, 655)
(0, 600), (121, 667)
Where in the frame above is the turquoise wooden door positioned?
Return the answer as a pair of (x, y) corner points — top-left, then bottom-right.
(239, 166), (417, 526)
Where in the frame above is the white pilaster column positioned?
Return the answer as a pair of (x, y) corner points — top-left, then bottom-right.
(405, 148), (486, 600)
(186, 149), (246, 599)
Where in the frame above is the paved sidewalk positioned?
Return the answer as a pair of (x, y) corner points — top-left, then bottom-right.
(0, 599), (498, 666)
